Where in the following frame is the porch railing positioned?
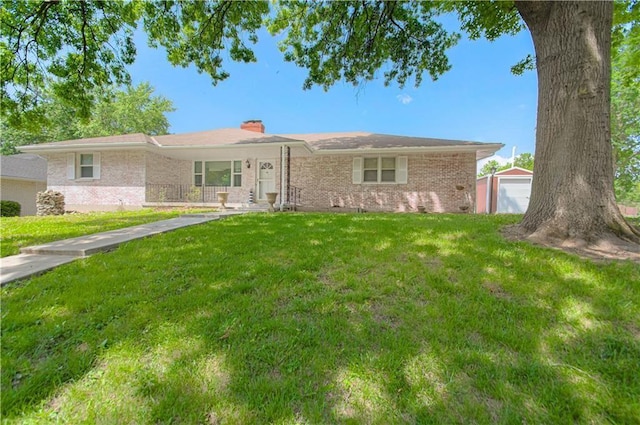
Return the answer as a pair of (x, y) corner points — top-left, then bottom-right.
(146, 184), (228, 203)
(287, 185), (302, 208)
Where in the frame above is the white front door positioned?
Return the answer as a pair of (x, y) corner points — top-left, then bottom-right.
(257, 161), (276, 200)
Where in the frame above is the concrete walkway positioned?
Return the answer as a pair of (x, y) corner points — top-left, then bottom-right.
(1, 211), (245, 286)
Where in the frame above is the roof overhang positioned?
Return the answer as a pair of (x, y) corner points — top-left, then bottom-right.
(20, 142), (154, 154)
(312, 143), (504, 159)
(0, 175), (47, 183)
(20, 140), (314, 154)
(20, 139), (502, 159)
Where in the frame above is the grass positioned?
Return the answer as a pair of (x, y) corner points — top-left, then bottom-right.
(1, 213), (639, 424)
(0, 209), (213, 257)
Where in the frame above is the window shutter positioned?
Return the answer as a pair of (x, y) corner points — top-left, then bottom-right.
(396, 156), (408, 184)
(352, 157), (363, 184)
(67, 153), (76, 180)
(93, 152), (101, 179)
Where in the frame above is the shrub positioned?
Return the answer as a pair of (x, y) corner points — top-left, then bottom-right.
(1, 200), (21, 217)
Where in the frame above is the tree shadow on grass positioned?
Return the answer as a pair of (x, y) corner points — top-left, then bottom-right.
(1, 213), (639, 423)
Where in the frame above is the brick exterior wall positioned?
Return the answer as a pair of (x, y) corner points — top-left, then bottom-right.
(46, 151), (146, 211)
(145, 151), (191, 185)
(290, 153), (476, 212)
(43, 149), (476, 212)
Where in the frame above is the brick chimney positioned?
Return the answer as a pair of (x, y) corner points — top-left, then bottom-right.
(240, 120), (265, 133)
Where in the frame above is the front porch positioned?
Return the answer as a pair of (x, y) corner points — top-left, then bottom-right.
(144, 183), (302, 210)
(145, 183), (229, 203)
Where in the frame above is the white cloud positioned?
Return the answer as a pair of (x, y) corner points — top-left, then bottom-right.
(396, 94), (413, 105)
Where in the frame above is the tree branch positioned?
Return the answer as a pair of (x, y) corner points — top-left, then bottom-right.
(80, 1), (88, 77)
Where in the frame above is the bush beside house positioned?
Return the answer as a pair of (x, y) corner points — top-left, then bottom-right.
(1, 200), (21, 217)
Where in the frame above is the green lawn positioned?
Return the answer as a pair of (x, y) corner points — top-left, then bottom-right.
(0, 209), (212, 257)
(2, 213), (639, 424)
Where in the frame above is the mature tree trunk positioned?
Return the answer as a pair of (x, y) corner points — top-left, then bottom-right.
(515, 1), (640, 245)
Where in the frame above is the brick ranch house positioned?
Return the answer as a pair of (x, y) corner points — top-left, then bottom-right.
(20, 120), (503, 213)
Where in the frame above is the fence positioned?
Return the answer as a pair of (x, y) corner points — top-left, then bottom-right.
(287, 186), (302, 208)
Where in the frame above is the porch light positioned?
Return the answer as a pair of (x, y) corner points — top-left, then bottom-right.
(245, 159), (251, 169)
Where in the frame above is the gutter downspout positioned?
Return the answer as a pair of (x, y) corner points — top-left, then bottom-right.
(280, 145), (286, 211)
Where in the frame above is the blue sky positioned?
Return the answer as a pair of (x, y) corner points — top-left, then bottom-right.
(127, 20), (538, 169)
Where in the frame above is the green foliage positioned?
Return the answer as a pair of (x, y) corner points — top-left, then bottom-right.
(0, 200), (21, 217)
(269, 1), (522, 90)
(2, 214), (639, 422)
(0, 124), (41, 155)
(514, 152), (534, 170)
(613, 0), (640, 86)
(1, 1), (141, 125)
(510, 54), (535, 75)
(75, 83), (175, 138)
(0, 82), (174, 153)
(478, 153), (534, 176)
(612, 1), (640, 202)
(618, 183), (640, 207)
(3, 1), (525, 115)
(1, 1), (268, 125)
(141, 1), (268, 80)
(478, 159), (507, 177)
(437, 1), (523, 41)
(270, 2), (458, 89)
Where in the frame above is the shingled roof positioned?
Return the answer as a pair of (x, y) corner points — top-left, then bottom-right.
(20, 125), (503, 159)
(0, 154), (47, 182)
(153, 128), (301, 146)
(280, 132), (493, 150)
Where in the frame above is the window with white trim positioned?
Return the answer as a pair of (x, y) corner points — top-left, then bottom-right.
(194, 160), (242, 187)
(79, 154), (95, 178)
(67, 152), (100, 180)
(353, 156), (407, 184)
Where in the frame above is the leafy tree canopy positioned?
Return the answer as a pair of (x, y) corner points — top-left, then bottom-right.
(612, 0), (640, 203)
(1, 1), (266, 126)
(2, 1), (526, 125)
(618, 183), (640, 207)
(2, 1), (636, 125)
(1, 82), (174, 155)
(269, 1), (522, 90)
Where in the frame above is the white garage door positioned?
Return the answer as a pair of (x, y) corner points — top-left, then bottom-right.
(497, 178), (532, 213)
